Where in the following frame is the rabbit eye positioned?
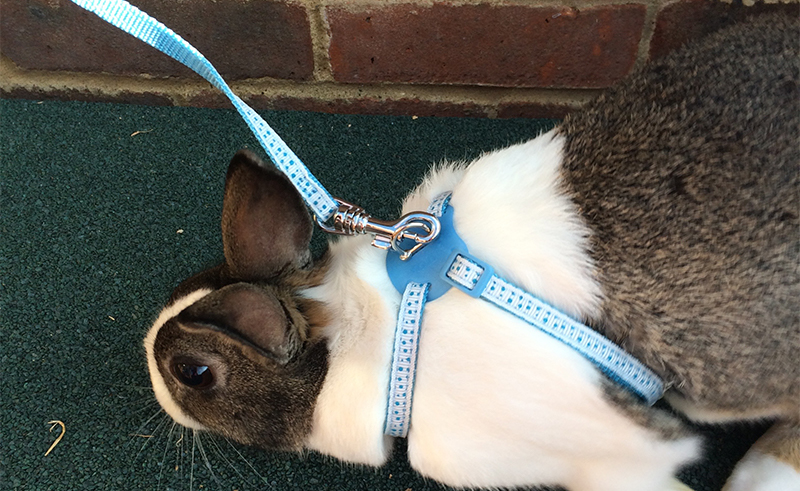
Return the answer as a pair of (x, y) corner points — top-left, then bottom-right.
(173, 362), (214, 389)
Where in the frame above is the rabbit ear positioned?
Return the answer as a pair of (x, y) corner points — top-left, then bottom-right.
(221, 150), (313, 281)
(177, 282), (300, 363)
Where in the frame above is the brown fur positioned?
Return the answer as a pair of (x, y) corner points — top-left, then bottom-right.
(601, 380), (693, 441)
(286, 253), (333, 341)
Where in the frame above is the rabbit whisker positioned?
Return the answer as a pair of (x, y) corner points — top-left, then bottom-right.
(126, 397), (162, 414)
(189, 429), (197, 491)
(129, 406), (165, 445)
(208, 434), (250, 484)
(135, 412), (169, 461)
(156, 420), (177, 490)
(224, 436), (274, 489)
(179, 426), (187, 480)
(194, 431), (229, 489)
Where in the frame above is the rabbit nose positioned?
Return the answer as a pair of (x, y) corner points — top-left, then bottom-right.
(173, 362), (215, 389)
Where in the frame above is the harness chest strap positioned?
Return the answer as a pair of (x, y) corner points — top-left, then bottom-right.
(445, 254), (665, 406)
(384, 193), (665, 437)
(385, 282), (430, 437)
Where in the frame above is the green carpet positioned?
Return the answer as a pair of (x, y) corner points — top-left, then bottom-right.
(1, 98), (767, 490)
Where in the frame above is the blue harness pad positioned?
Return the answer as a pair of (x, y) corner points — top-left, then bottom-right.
(386, 205), (467, 301)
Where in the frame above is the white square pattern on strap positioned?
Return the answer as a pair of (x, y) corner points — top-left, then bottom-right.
(446, 254), (485, 291)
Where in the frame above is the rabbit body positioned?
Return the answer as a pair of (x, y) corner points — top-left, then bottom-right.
(304, 132), (702, 491)
(145, 15), (799, 491)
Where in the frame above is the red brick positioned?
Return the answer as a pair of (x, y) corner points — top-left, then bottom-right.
(327, 4), (646, 89)
(650, 0), (800, 60)
(0, 0), (314, 81)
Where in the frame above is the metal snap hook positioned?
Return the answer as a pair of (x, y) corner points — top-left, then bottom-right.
(316, 198), (440, 260)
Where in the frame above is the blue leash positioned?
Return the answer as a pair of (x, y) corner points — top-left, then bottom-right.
(69, 0), (339, 222)
(69, 0), (440, 258)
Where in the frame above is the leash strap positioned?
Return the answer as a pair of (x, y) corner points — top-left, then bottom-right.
(69, 0), (338, 221)
(444, 253), (664, 405)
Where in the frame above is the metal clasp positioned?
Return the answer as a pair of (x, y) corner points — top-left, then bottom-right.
(316, 198), (440, 260)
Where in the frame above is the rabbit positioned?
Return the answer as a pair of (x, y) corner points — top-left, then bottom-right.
(143, 13), (798, 491)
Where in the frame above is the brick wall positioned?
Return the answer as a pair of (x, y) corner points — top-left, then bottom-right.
(1, 0), (797, 118)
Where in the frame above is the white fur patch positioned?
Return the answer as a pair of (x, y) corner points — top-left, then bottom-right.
(723, 451), (800, 491)
(303, 237), (397, 465)
(143, 289), (212, 430)
(405, 292), (699, 490)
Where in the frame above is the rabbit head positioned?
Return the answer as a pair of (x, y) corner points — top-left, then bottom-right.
(144, 150), (329, 450)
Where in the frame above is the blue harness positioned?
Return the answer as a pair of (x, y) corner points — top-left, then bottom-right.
(383, 193), (664, 437)
(68, 0), (666, 441)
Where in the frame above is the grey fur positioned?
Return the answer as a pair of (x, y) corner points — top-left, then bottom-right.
(560, 14), (799, 417)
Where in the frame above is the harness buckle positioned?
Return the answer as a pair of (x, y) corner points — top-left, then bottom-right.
(316, 198), (441, 260)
